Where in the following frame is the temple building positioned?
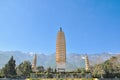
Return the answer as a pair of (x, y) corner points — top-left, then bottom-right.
(56, 27), (66, 72)
(32, 54), (37, 72)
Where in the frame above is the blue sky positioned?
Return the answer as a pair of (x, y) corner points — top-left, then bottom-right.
(0, 0), (120, 54)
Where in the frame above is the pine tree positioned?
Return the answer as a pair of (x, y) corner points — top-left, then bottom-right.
(8, 56), (16, 77)
(1, 56), (16, 78)
(17, 61), (32, 77)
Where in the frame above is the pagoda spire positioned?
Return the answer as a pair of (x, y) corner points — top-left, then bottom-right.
(60, 27), (62, 32)
(32, 54), (37, 72)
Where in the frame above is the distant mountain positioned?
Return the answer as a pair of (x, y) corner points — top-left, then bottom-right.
(0, 51), (119, 71)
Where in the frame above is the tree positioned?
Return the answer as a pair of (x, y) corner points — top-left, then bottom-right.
(8, 56), (16, 76)
(54, 68), (57, 73)
(1, 56), (16, 78)
(0, 69), (3, 78)
(73, 73), (77, 78)
(92, 56), (120, 78)
(46, 72), (53, 78)
(46, 67), (53, 73)
(17, 61), (32, 77)
(37, 66), (44, 72)
(77, 68), (81, 73)
(1, 66), (7, 77)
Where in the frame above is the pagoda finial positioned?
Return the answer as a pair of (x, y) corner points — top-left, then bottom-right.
(60, 27), (62, 32)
